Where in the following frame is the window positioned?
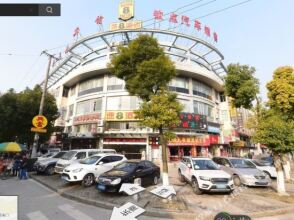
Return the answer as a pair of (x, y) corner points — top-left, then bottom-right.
(62, 87), (69, 97)
(70, 86), (76, 96)
(169, 77), (189, 94)
(107, 75), (124, 90)
(221, 158), (231, 167)
(76, 152), (86, 159)
(221, 110), (228, 121)
(193, 101), (213, 120)
(192, 80), (212, 100)
(78, 77), (104, 96)
(88, 151), (99, 157)
(220, 92), (226, 102)
(76, 98), (102, 115)
(106, 122), (143, 131)
(177, 99), (191, 112)
(111, 156), (123, 162)
(107, 96), (140, 110)
(59, 107), (67, 120)
(100, 156), (112, 164)
(74, 124), (95, 133)
(68, 104), (74, 117)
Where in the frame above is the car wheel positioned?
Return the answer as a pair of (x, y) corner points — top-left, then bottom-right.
(191, 178), (202, 195)
(45, 166), (55, 175)
(153, 174), (159, 185)
(178, 169), (185, 182)
(82, 174), (94, 187)
(233, 175), (242, 186)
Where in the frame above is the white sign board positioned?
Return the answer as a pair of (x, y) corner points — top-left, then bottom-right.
(110, 202), (145, 220)
(150, 185), (176, 199)
(119, 184), (145, 196)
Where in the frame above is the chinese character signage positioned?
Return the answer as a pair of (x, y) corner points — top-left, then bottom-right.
(105, 111), (138, 121)
(119, 0), (134, 21)
(109, 20), (142, 31)
(169, 136), (203, 146)
(73, 113), (101, 125)
(177, 113), (207, 131)
(32, 115), (48, 129)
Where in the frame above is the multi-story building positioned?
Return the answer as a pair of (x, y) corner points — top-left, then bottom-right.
(46, 22), (227, 161)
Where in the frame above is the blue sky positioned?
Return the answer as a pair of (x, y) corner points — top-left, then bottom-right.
(0, 0), (293, 100)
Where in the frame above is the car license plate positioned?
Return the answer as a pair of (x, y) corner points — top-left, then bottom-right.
(97, 184), (105, 191)
(216, 184), (226, 189)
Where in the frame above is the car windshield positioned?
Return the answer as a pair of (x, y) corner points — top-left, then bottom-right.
(192, 159), (219, 170)
(80, 156), (101, 165)
(114, 162), (137, 172)
(253, 160), (268, 166)
(230, 159), (256, 168)
(53, 152), (66, 159)
(61, 151), (77, 160)
(42, 153), (54, 158)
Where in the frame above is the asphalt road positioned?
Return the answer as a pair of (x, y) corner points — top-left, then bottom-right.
(0, 177), (168, 220)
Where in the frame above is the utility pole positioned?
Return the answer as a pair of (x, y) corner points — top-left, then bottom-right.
(31, 51), (56, 158)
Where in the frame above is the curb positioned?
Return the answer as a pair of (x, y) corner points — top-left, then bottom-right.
(30, 175), (294, 219)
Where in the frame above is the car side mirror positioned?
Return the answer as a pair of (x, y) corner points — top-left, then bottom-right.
(98, 161), (104, 165)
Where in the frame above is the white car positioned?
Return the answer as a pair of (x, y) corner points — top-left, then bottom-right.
(55, 149), (112, 174)
(246, 159), (277, 178)
(61, 154), (127, 186)
(178, 157), (234, 194)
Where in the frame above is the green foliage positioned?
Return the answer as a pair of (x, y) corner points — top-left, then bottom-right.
(225, 63), (259, 109)
(109, 34), (176, 101)
(266, 66), (294, 120)
(253, 110), (294, 154)
(134, 89), (183, 133)
(0, 85), (59, 145)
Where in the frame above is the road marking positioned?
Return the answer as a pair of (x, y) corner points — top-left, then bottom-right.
(27, 211), (49, 220)
(58, 204), (94, 220)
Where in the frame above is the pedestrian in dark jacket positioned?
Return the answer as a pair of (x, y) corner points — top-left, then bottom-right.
(19, 156), (28, 180)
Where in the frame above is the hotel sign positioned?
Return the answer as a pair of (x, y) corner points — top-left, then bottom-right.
(119, 0), (134, 21)
(73, 113), (101, 125)
(109, 20), (142, 31)
(105, 111), (139, 121)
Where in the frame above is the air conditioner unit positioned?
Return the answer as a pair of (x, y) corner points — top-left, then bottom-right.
(96, 127), (104, 133)
(97, 120), (104, 127)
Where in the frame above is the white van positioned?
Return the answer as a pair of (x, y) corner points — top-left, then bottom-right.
(54, 149), (116, 174)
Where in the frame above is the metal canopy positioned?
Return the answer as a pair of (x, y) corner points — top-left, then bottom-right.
(44, 28), (226, 89)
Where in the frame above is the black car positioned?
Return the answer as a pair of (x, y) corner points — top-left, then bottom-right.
(96, 160), (160, 192)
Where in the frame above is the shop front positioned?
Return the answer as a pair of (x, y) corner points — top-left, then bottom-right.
(103, 136), (147, 159)
(168, 136), (204, 161)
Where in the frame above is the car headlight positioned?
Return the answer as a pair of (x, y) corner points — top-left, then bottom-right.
(199, 176), (211, 181)
(111, 178), (121, 185)
(72, 168), (83, 173)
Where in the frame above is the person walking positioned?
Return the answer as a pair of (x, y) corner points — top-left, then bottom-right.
(19, 155), (28, 180)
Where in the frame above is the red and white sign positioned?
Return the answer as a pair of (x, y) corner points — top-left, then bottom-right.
(73, 113), (101, 125)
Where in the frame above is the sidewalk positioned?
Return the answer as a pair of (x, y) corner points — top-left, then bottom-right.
(29, 162), (294, 220)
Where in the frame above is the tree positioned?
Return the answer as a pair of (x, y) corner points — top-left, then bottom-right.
(135, 90), (183, 185)
(266, 66), (294, 121)
(0, 85), (59, 148)
(108, 34), (176, 101)
(109, 34), (181, 185)
(266, 66), (294, 181)
(224, 63), (259, 109)
(253, 111), (294, 195)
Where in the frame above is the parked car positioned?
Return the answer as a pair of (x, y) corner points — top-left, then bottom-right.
(55, 149), (105, 174)
(34, 151), (68, 175)
(259, 156), (274, 166)
(213, 157), (271, 187)
(246, 159), (277, 178)
(37, 152), (59, 161)
(96, 160), (160, 193)
(61, 154), (126, 186)
(178, 157), (234, 194)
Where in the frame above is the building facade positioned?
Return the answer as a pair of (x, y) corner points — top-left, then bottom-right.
(47, 28), (228, 161)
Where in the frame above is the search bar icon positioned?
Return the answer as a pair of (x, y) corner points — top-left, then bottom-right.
(0, 4), (60, 16)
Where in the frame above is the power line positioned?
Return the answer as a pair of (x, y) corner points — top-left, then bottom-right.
(166, 0), (255, 31)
